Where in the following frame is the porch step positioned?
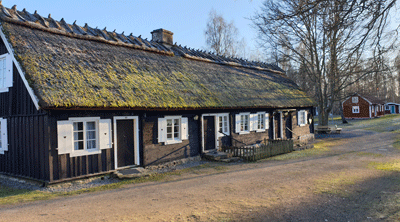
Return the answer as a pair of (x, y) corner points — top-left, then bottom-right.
(113, 167), (150, 179)
(202, 151), (240, 162)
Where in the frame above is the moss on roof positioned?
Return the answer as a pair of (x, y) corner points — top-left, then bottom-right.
(3, 22), (315, 109)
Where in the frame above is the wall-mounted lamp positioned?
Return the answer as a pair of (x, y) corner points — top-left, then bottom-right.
(194, 115), (199, 120)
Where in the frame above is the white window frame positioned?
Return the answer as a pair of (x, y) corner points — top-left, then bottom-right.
(352, 96), (358, 103)
(297, 110), (307, 126)
(72, 120), (98, 151)
(217, 113), (230, 137)
(158, 116), (188, 145)
(68, 117), (101, 157)
(352, 106), (360, 114)
(0, 53), (13, 93)
(57, 117), (112, 157)
(236, 112), (250, 134)
(385, 105), (389, 111)
(0, 118), (8, 154)
(254, 112), (266, 132)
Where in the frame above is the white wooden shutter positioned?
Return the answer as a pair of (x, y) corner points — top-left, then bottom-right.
(304, 111), (308, 125)
(249, 114), (256, 131)
(57, 120), (73, 155)
(5, 54), (12, 88)
(235, 114), (240, 133)
(297, 111), (301, 126)
(181, 117), (189, 140)
(1, 118), (8, 151)
(99, 119), (112, 149)
(158, 118), (166, 143)
(265, 113), (269, 130)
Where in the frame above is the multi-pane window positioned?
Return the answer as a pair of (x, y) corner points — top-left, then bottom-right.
(240, 114), (249, 132)
(352, 97), (358, 103)
(298, 110), (306, 125)
(0, 57), (6, 89)
(73, 121), (97, 151)
(352, 106), (360, 113)
(257, 113), (265, 130)
(218, 115), (229, 135)
(166, 118), (180, 141)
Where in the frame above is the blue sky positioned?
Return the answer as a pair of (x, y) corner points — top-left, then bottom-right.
(2, 0), (264, 54)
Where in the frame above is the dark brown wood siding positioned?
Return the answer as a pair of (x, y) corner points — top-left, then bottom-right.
(0, 65), (44, 117)
(0, 115), (50, 181)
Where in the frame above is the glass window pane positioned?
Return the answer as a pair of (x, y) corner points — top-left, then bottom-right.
(174, 125), (179, 134)
(87, 131), (96, 140)
(174, 132), (179, 138)
(75, 132), (83, 140)
(74, 122), (83, 131)
(167, 133), (172, 139)
(167, 126), (172, 133)
(86, 122), (95, 130)
(87, 140), (96, 149)
(74, 141), (84, 150)
(167, 119), (172, 126)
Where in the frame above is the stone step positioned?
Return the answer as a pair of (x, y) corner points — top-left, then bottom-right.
(113, 167), (150, 179)
(202, 151), (237, 162)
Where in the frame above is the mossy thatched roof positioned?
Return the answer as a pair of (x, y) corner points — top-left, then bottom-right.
(0, 5), (315, 110)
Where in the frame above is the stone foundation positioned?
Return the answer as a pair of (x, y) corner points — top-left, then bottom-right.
(144, 155), (201, 171)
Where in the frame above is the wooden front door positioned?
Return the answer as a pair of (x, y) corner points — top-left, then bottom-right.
(116, 119), (135, 168)
(203, 116), (216, 151)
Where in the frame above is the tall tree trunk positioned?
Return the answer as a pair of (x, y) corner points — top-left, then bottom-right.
(339, 101), (348, 124)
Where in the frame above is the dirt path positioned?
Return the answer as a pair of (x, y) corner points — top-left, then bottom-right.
(1, 129), (400, 221)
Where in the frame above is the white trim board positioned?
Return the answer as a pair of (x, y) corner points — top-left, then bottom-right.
(0, 26), (40, 110)
(113, 116), (140, 170)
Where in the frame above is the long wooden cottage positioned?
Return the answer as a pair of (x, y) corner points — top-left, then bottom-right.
(0, 4), (315, 183)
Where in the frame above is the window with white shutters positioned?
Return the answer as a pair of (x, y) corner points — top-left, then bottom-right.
(158, 116), (188, 145)
(57, 117), (111, 157)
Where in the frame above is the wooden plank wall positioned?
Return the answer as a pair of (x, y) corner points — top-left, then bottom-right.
(48, 111), (120, 182)
(0, 115), (49, 181)
(54, 150), (114, 181)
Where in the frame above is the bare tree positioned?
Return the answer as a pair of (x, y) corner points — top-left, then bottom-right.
(253, 0), (397, 126)
(205, 9), (242, 57)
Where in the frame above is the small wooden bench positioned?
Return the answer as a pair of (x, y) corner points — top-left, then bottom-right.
(315, 125), (342, 134)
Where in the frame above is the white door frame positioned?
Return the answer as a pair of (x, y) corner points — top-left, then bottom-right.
(201, 113), (229, 152)
(113, 116), (140, 169)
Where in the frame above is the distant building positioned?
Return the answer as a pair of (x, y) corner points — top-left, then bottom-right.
(342, 93), (385, 119)
(384, 103), (400, 114)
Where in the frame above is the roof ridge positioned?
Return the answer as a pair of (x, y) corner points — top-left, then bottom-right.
(0, 4), (174, 56)
(0, 4), (284, 74)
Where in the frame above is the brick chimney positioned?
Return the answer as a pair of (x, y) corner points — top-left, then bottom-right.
(151, 29), (173, 45)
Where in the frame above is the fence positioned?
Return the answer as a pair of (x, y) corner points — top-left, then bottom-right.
(221, 139), (293, 162)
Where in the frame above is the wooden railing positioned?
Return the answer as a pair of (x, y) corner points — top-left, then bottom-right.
(221, 139), (293, 162)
